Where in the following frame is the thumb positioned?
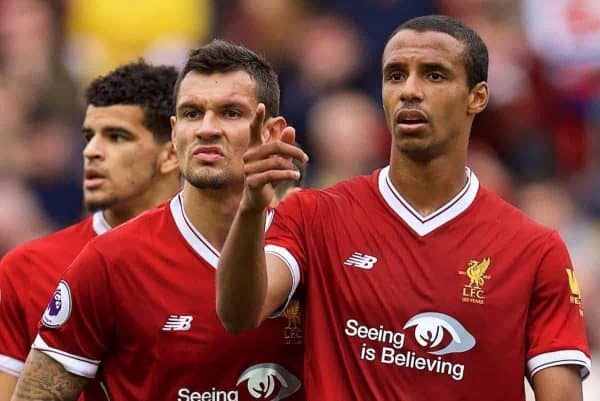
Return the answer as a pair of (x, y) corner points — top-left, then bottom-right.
(280, 126), (296, 145)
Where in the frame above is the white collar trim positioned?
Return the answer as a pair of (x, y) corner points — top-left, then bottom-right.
(169, 192), (219, 268)
(378, 166), (479, 236)
(92, 212), (111, 235)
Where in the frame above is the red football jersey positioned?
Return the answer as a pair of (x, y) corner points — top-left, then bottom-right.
(265, 167), (590, 401)
(0, 212), (109, 376)
(35, 194), (304, 401)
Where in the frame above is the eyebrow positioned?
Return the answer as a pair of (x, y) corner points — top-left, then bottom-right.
(81, 125), (134, 136)
(383, 60), (453, 73)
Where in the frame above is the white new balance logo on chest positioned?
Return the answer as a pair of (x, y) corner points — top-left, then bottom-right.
(162, 315), (193, 331)
(344, 252), (378, 269)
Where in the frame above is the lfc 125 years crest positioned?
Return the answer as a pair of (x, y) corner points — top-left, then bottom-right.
(458, 257), (492, 305)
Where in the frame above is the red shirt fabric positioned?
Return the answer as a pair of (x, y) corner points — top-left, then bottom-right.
(0, 212), (108, 376)
(265, 167), (590, 401)
(35, 194), (304, 401)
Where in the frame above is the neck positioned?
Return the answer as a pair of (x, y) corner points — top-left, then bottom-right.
(388, 148), (468, 217)
(103, 174), (181, 227)
(180, 181), (243, 251)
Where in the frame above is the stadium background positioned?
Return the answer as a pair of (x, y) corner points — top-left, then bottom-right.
(0, 0), (598, 397)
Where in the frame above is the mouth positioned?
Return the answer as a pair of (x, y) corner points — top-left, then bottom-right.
(395, 109), (429, 133)
(192, 146), (225, 163)
(83, 169), (106, 190)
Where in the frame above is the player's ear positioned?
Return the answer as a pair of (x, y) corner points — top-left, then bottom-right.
(158, 140), (179, 175)
(263, 115), (286, 143)
(467, 81), (489, 116)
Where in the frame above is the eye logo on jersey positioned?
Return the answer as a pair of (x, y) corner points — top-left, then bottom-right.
(458, 257), (492, 304)
(42, 280), (72, 328)
(236, 363), (301, 400)
(403, 312), (476, 355)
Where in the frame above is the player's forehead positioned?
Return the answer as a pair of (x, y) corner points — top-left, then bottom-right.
(176, 70), (257, 110)
(382, 29), (466, 70)
(83, 104), (145, 131)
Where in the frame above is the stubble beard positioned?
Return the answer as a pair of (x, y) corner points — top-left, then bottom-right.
(84, 193), (119, 213)
(184, 167), (231, 190)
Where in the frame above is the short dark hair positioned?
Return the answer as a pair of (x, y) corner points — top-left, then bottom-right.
(85, 60), (178, 142)
(388, 15), (488, 88)
(174, 39), (280, 117)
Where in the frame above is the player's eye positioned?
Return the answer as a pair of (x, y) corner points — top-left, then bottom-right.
(83, 133), (93, 142)
(387, 71), (405, 82)
(109, 133), (128, 143)
(183, 110), (201, 120)
(427, 72), (446, 82)
(223, 108), (241, 119)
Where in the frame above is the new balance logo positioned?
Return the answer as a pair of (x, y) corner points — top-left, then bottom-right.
(162, 315), (193, 331)
(344, 252), (378, 269)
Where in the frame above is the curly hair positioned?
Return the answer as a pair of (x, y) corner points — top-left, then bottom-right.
(174, 40), (280, 117)
(85, 60), (178, 142)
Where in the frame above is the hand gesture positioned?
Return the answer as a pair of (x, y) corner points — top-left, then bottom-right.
(241, 104), (308, 212)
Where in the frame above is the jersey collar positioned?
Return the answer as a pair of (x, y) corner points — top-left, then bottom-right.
(169, 192), (219, 268)
(378, 166), (479, 237)
(92, 212), (111, 235)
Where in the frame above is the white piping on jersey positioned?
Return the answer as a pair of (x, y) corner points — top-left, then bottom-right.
(169, 192), (220, 268)
(0, 354), (24, 376)
(100, 381), (112, 401)
(32, 334), (99, 378)
(527, 349), (591, 380)
(92, 212), (112, 235)
(378, 166), (480, 237)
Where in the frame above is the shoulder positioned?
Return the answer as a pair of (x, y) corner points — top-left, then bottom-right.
(293, 171), (376, 206)
(476, 187), (555, 241)
(0, 217), (94, 277)
(88, 204), (169, 254)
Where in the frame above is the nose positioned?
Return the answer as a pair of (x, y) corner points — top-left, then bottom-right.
(400, 74), (424, 103)
(195, 111), (222, 139)
(83, 134), (104, 161)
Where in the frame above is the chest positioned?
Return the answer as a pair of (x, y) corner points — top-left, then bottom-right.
(305, 213), (538, 335)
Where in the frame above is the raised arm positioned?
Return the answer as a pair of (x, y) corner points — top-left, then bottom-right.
(0, 372), (18, 401)
(532, 365), (583, 401)
(216, 104), (308, 333)
(10, 350), (87, 401)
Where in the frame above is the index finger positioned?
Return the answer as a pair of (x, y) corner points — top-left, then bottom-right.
(249, 103), (266, 147)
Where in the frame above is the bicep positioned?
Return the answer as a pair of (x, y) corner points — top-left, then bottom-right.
(0, 371), (18, 401)
(532, 365), (582, 401)
(11, 350), (87, 401)
(260, 254), (296, 321)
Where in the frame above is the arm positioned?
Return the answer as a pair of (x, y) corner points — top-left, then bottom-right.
(0, 372), (18, 401)
(216, 104), (308, 332)
(10, 350), (87, 401)
(532, 365), (582, 401)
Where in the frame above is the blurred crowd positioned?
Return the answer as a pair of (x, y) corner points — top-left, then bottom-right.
(0, 0), (598, 395)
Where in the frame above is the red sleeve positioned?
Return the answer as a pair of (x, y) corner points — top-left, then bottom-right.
(264, 190), (317, 314)
(0, 252), (29, 375)
(265, 190), (319, 282)
(33, 242), (115, 378)
(525, 231), (591, 379)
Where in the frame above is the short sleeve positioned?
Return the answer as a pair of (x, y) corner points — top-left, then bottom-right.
(526, 231), (591, 379)
(33, 242), (115, 379)
(0, 252), (29, 376)
(265, 190), (316, 313)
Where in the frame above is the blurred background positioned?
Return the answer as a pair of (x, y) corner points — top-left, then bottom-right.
(0, 0), (598, 396)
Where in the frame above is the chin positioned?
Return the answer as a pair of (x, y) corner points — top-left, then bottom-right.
(397, 140), (441, 162)
(84, 194), (119, 212)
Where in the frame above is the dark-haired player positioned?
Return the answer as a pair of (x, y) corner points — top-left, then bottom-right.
(11, 40), (303, 401)
(217, 15), (591, 401)
(0, 60), (180, 400)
